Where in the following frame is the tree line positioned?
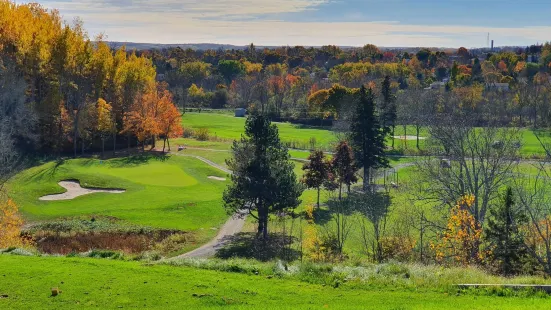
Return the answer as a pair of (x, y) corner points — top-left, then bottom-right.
(0, 1), (182, 161)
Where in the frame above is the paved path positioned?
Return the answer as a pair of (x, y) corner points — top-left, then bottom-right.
(172, 153), (245, 259)
(177, 210), (247, 259)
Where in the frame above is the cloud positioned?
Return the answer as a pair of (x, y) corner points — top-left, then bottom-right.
(36, 0), (550, 47)
(42, 0), (329, 19)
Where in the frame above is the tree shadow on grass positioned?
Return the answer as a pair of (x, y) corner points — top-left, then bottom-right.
(108, 152), (169, 168)
(215, 232), (300, 262)
(310, 198), (357, 225)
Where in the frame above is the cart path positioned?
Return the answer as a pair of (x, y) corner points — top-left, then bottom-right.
(174, 153), (245, 259)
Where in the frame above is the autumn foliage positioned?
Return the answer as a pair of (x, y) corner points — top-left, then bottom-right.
(432, 195), (483, 265)
(0, 199), (32, 249)
(122, 82), (183, 150)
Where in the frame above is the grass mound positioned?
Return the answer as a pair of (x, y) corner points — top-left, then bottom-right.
(1, 255), (550, 309)
(8, 154), (231, 253)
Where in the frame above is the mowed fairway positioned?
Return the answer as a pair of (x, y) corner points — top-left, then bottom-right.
(1, 255), (550, 310)
(7, 155), (229, 232)
(182, 112), (336, 149)
(182, 112), (551, 157)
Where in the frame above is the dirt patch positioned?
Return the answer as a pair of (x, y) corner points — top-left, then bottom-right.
(34, 230), (193, 255)
(39, 181), (125, 201)
(393, 135), (427, 141)
(208, 176), (226, 181)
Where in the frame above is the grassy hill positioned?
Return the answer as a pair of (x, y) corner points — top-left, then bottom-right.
(1, 254), (550, 309)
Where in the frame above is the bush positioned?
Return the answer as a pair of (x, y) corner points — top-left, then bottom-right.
(183, 126), (195, 138)
(154, 233), (194, 254)
(86, 250), (124, 259)
(195, 128), (210, 141)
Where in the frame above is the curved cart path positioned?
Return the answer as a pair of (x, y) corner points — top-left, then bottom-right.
(174, 153), (246, 258)
(173, 152), (416, 259)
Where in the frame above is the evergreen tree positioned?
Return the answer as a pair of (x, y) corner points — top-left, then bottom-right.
(331, 141), (358, 199)
(485, 187), (527, 276)
(380, 76), (397, 148)
(224, 114), (303, 240)
(350, 86), (389, 192)
(302, 150), (331, 209)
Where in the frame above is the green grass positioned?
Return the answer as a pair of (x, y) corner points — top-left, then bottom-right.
(391, 126), (551, 158)
(7, 155), (230, 235)
(182, 112), (336, 150)
(1, 254), (550, 309)
(181, 112), (551, 157)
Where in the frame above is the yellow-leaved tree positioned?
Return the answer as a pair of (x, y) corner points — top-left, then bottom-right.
(96, 98), (115, 158)
(432, 195), (483, 265)
(0, 198), (31, 249)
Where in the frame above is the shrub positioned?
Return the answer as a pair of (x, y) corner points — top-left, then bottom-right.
(154, 233), (194, 254)
(183, 126), (195, 138)
(195, 128), (210, 141)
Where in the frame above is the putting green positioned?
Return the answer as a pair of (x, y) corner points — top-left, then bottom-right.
(7, 155), (229, 232)
(88, 161), (197, 187)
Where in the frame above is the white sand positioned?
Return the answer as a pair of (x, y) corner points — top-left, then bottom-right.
(39, 181), (125, 201)
(208, 176), (226, 181)
(393, 135), (427, 141)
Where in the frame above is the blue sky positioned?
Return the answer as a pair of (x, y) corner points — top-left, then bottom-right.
(35, 0), (551, 47)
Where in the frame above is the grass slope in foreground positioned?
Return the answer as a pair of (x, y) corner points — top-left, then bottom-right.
(1, 255), (551, 309)
(7, 155), (229, 232)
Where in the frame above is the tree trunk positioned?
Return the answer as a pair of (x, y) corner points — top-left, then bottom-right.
(403, 124), (407, 150)
(113, 132), (117, 156)
(167, 138), (171, 152)
(338, 182), (342, 200)
(102, 137), (105, 159)
(257, 203), (269, 240)
(81, 139), (84, 155)
(317, 187), (321, 209)
(391, 126), (395, 149)
(416, 125), (420, 150)
(73, 116), (79, 158)
(363, 166), (371, 192)
(162, 138), (166, 153)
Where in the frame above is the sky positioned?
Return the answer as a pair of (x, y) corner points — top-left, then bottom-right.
(33, 0), (551, 48)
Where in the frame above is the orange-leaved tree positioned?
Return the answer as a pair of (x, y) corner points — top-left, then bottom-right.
(432, 195), (483, 265)
(0, 198), (32, 249)
(156, 88), (183, 152)
(122, 85), (162, 150)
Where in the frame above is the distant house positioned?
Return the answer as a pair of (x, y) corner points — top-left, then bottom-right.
(426, 81), (446, 90)
(235, 108), (247, 117)
(527, 55), (539, 63)
(486, 83), (510, 91)
(156, 73), (166, 81)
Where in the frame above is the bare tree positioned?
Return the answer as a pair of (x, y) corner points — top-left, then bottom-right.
(514, 138), (551, 275)
(352, 191), (391, 262)
(0, 58), (36, 187)
(322, 195), (354, 255)
(417, 115), (520, 226)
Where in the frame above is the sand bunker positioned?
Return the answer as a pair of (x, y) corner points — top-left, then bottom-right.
(393, 135), (427, 141)
(39, 181), (125, 201)
(208, 176), (226, 181)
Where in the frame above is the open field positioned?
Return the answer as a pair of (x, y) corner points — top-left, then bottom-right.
(182, 112), (337, 150)
(7, 155), (231, 249)
(182, 112), (551, 157)
(1, 254), (551, 309)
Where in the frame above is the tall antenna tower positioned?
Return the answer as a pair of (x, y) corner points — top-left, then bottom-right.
(487, 33), (490, 49)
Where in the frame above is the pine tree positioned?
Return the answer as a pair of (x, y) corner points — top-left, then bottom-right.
(380, 76), (397, 148)
(350, 86), (389, 192)
(485, 187), (527, 276)
(224, 114), (303, 240)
